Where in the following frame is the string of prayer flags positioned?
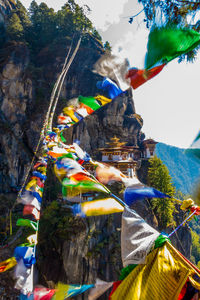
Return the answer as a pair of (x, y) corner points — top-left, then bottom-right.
(0, 257), (17, 272)
(185, 130), (200, 161)
(72, 198), (124, 217)
(125, 64), (165, 89)
(124, 186), (170, 205)
(78, 95), (101, 111)
(145, 26), (200, 69)
(56, 94), (112, 131)
(121, 207), (160, 267)
(16, 219), (38, 231)
(96, 77), (123, 99)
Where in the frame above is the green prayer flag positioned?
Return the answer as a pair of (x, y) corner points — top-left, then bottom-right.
(78, 96), (101, 111)
(145, 26), (200, 69)
(60, 132), (66, 143)
(16, 218), (38, 231)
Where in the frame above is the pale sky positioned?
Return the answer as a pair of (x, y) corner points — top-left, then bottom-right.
(21, 0), (200, 148)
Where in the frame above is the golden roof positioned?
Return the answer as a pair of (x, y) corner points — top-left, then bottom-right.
(105, 136), (126, 148)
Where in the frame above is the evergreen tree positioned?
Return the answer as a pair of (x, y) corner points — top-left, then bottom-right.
(191, 230), (200, 264)
(6, 12), (24, 40)
(104, 41), (112, 51)
(147, 156), (176, 228)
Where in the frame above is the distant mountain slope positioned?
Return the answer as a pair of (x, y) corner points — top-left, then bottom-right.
(155, 142), (200, 195)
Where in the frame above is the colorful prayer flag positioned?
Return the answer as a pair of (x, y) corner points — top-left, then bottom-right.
(54, 157), (86, 181)
(124, 186), (170, 205)
(72, 198), (124, 217)
(88, 279), (113, 300)
(66, 284), (94, 298)
(94, 162), (126, 184)
(18, 191), (41, 211)
(62, 173), (109, 199)
(16, 219), (38, 231)
(145, 26), (200, 69)
(34, 287), (56, 299)
(78, 96), (101, 111)
(0, 257), (17, 272)
(96, 77), (123, 99)
(15, 259), (33, 294)
(121, 207), (159, 267)
(23, 205), (40, 220)
(111, 242), (200, 299)
(27, 234), (37, 245)
(126, 64), (165, 89)
(14, 247), (36, 268)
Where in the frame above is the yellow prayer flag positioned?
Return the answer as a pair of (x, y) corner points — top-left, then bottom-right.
(81, 198), (124, 216)
(95, 95), (112, 105)
(111, 242), (200, 300)
(0, 257), (17, 272)
(55, 282), (69, 300)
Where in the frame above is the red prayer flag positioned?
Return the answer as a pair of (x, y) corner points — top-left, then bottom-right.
(126, 64), (165, 89)
(23, 205), (40, 220)
(34, 287), (56, 300)
(71, 172), (96, 183)
(109, 281), (122, 299)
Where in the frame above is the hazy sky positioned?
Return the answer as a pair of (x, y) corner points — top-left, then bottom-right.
(21, 0), (200, 148)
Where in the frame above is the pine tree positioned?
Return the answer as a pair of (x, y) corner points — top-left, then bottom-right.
(6, 12), (24, 41)
(147, 156), (176, 229)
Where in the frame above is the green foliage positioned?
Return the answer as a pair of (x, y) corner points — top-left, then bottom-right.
(147, 156), (176, 229)
(39, 201), (85, 249)
(104, 41), (112, 51)
(6, 13), (24, 40)
(5, 0), (103, 55)
(191, 230), (200, 265)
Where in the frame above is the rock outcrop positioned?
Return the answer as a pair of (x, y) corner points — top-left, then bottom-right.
(0, 0), (15, 24)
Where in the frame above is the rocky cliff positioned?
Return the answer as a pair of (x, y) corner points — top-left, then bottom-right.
(0, 7), (192, 299)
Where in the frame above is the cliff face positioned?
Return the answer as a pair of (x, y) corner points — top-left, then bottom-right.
(0, 35), (192, 298)
(0, 0), (15, 23)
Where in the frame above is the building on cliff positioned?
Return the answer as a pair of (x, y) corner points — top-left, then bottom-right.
(84, 136), (158, 178)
